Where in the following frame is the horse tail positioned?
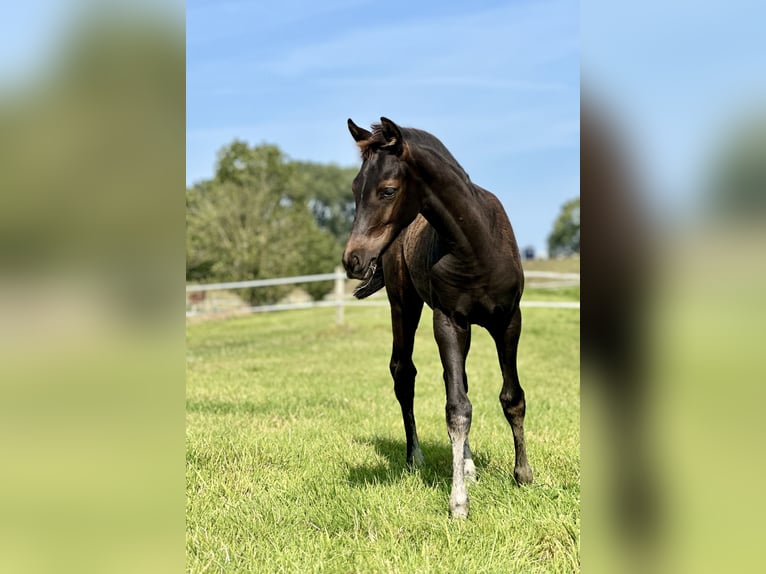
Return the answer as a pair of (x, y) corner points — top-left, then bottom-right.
(353, 264), (385, 299)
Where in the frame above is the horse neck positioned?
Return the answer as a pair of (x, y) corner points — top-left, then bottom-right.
(409, 147), (492, 260)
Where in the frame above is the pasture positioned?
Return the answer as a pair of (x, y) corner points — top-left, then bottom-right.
(186, 293), (579, 572)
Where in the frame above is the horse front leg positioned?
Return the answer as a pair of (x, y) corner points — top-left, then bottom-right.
(433, 309), (472, 518)
(388, 283), (425, 467)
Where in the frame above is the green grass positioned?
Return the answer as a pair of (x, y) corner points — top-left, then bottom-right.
(187, 303), (580, 573)
(522, 257), (580, 274)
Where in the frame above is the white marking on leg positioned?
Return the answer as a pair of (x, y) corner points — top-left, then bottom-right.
(463, 439), (476, 482)
(449, 426), (469, 518)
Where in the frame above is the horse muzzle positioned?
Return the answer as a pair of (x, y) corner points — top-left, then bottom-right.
(342, 248), (378, 280)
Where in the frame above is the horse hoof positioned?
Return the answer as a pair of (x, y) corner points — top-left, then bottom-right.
(514, 465), (533, 485)
(408, 447), (425, 468)
(464, 459), (477, 483)
(450, 495), (469, 518)
(450, 503), (469, 519)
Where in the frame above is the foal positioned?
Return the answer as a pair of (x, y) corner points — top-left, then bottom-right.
(342, 117), (533, 518)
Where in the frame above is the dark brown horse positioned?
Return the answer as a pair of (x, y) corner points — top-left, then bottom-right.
(342, 117), (533, 518)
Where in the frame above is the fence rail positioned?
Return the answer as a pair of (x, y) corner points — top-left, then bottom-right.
(186, 268), (579, 321)
(185, 273), (339, 292)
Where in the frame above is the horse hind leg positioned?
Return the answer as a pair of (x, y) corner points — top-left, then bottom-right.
(495, 307), (533, 485)
(461, 328), (477, 482)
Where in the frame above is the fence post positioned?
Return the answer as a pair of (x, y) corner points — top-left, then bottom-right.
(334, 266), (345, 326)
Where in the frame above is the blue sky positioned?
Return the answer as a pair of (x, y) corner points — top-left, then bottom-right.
(187, 0), (580, 255)
(582, 1), (766, 217)
(3, 2), (763, 253)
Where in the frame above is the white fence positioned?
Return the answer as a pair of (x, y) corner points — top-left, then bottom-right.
(186, 267), (579, 323)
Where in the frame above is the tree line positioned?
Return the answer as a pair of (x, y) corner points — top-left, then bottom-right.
(186, 141), (357, 304)
(187, 140), (581, 304)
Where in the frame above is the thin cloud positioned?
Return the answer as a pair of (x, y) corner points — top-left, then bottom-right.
(266, 1), (576, 79)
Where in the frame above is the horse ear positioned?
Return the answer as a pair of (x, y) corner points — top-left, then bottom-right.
(379, 117), (404, 156)
(348, 118), (372, 142)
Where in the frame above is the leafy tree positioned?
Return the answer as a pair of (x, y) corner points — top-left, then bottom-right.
(548, 198), (580, 258)
(707, 115), (766, 218)
(186, 141), (350, 304)
(289, 161), (357, 240)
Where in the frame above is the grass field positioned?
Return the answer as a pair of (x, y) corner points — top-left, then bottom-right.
(523, 256), (580, 274)
(187, 290), (580, 572)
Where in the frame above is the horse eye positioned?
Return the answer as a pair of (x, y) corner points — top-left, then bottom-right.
(381, 186), (397, 198)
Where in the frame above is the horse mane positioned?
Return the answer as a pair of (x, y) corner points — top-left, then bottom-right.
(359, 123), (471, 183)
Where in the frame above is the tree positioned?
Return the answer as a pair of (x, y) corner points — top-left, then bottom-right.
(186, 141), (348, 304)
(289, 161), (357, 241)
(548, 198), (580, 257)
(707, 115), (766, 218)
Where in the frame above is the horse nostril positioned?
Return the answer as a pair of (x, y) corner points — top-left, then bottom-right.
(343, 252), (361, 275)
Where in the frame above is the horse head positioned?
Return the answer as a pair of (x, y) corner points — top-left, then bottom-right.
(342, 117), (422, 283)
